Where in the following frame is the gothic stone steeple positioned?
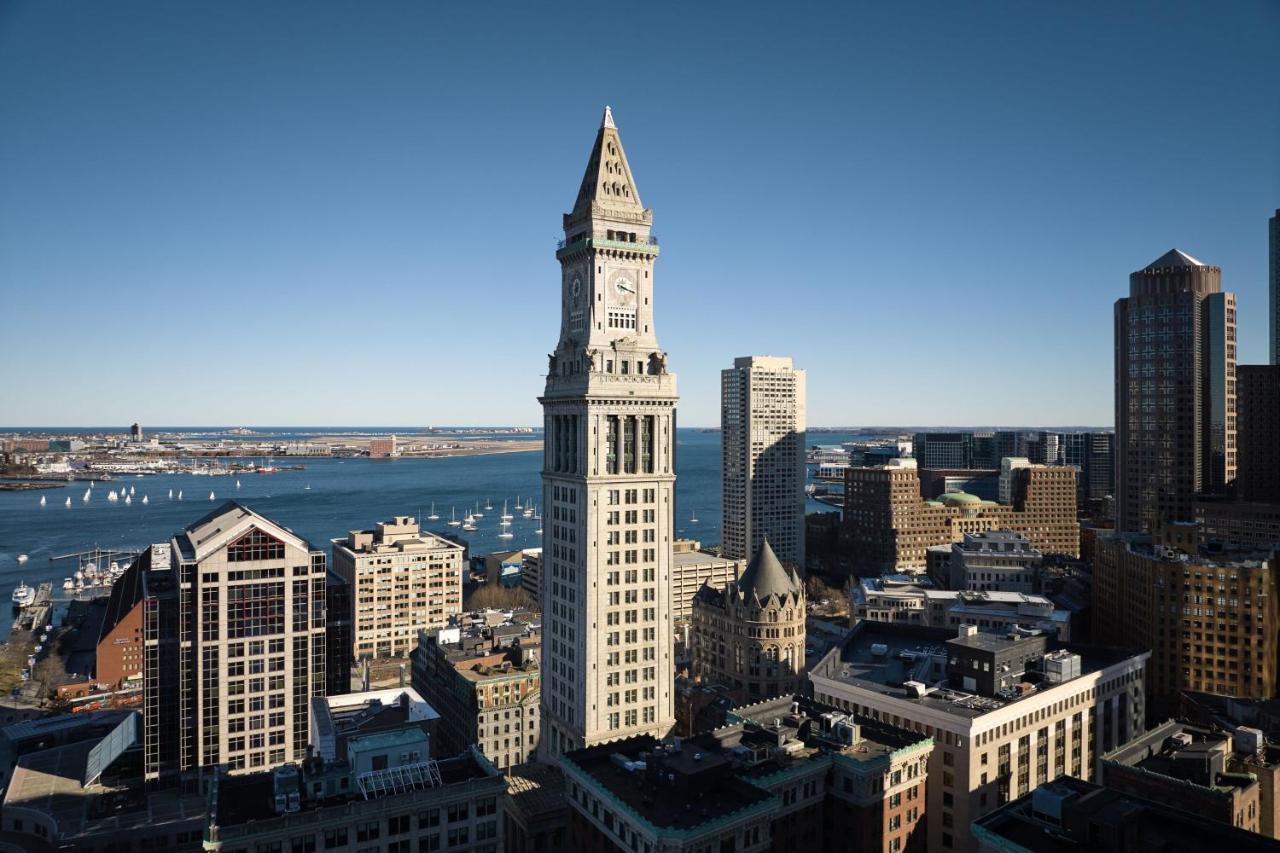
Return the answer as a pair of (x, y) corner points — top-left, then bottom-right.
(539, 108), (678, 759)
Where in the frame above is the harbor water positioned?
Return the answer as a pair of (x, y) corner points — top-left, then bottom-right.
(0, 429), (866, 631)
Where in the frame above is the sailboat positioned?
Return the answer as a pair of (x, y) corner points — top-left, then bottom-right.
(106, 490), (118, 502)
(522, 502), (534, 518)
(484, 498), (493, 511)
(427, 503), (439, 521)
(39, 495), (46, 507)
(500, 500), (513, 522)
(447, 507), (461, 527)
(208, 491), (215, 501)
(497, 518), (514, 540)
(142, 495), (149, 504)
(472, 502), (483, 519)
(168, 488), (173, 499)
(533, 508), (542, 535)
(129, 485), (135, 496)
(177, 490), (183, 500)
(124, 494), (132, 505)
(64, 496), (72, 508)
(83, 487), (90, 502)
(514, 496), (524, 511)
(690, 509), (699, 523)
(462, 510), (476, 531)
(304, 484), (311, 491)
(236, 479), (241, 489)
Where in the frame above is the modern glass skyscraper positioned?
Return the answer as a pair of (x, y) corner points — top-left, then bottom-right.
(1114, 249), (1236, 532)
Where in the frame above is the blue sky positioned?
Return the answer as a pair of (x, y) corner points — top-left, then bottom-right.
(1, 1), (1277, 427)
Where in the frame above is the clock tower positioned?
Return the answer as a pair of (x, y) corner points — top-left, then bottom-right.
(540, 107), (677, 759)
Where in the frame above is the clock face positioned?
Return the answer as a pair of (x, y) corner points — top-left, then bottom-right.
(611, 273), (637, 307)
(569, 275), (582, 301)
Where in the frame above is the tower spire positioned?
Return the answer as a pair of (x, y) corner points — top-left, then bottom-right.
(571, 106), (643, 218)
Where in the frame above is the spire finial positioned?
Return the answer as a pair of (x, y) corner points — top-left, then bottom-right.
(602, 105), (615, 129)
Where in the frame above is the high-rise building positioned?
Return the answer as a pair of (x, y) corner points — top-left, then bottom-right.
(845, 460), (1079, 573)
(1091, 530), (1280, 717)
(810, 621), (1149, 852)
(913, 432), (974, 469)
(720, 355), (807, 568)
(539, 107), (677, 759)
(97, 503), (330, 781)
(1271, 209), (1279, 365)
(1115, 249), (1236, 532)
(330, 515), (464, 660)
(1061, 432), (1115, 507)
(1236, 365), (1280, 504)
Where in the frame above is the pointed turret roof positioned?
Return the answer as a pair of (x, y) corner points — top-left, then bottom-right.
(1142, 249), (1207, 271)
(736, 539), (803, 605)
(570, 105), (644, 217)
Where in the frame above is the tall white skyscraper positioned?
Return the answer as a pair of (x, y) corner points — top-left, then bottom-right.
(720, 356), (807, 569)
(539, 107), (677, 759)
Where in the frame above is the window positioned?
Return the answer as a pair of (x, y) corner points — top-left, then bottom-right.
(227, 528), (285, 562)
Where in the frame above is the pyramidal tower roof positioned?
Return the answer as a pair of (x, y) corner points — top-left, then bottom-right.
(570, 105), (645, 217)
(736, 539), (803, 604)
(1142, 249), (1208, 271)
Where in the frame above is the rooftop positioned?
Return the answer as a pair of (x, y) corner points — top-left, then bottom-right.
(564, 735), (773, 833)
(565, 695), (933, 837)
(211, 748), (499, 829)
(4, 738), (205, 842)
(813, 622), (1140, 718)
(972, 776), (1280, 853)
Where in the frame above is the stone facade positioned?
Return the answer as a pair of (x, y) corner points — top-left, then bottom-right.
(843, 461), (1078, 573)
(540, 108), (679, 758)
(1091, 530), (1280, 717)
(331, 516), (464, 660)
(690, 541), (806, 701)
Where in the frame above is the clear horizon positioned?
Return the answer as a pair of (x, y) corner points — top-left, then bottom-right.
(2, 2), (1277, 426)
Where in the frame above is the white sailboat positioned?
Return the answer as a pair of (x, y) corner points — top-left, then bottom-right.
(178, 490), (183, 500)
(142, 495), (149, 504)
(39, 495), (46, 507)
(500, 500), (513, 522)
(690, 509), (699, 523)
(124, 494), (132, 505)
(64, 496), (72, 508)
(129, 485), (135, 496)
(534, 509), (542, 535)
(462, 511), (476, 531)
(522, 503), (534, 518)
(447, 507), (461, 527)
(236, 479), (241, 489)
(473, 502), (483, 519)
(106, 490), (118, 502)
(514, 496), (523, 511)
(484, 498), (493, 511)
(498, 519), (514, 540)
(208, 491), (215, 501)
(168, 488), (173, 499)
(427, 502), (439, 521)
(83, 487), (91, 502)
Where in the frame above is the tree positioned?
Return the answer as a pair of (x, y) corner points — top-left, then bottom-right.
(465, 584), (537, 612)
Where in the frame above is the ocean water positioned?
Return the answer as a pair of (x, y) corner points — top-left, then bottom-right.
(0, 429), (865, 628)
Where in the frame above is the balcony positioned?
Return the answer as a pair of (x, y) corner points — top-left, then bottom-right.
(556, 233), (660, 256)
